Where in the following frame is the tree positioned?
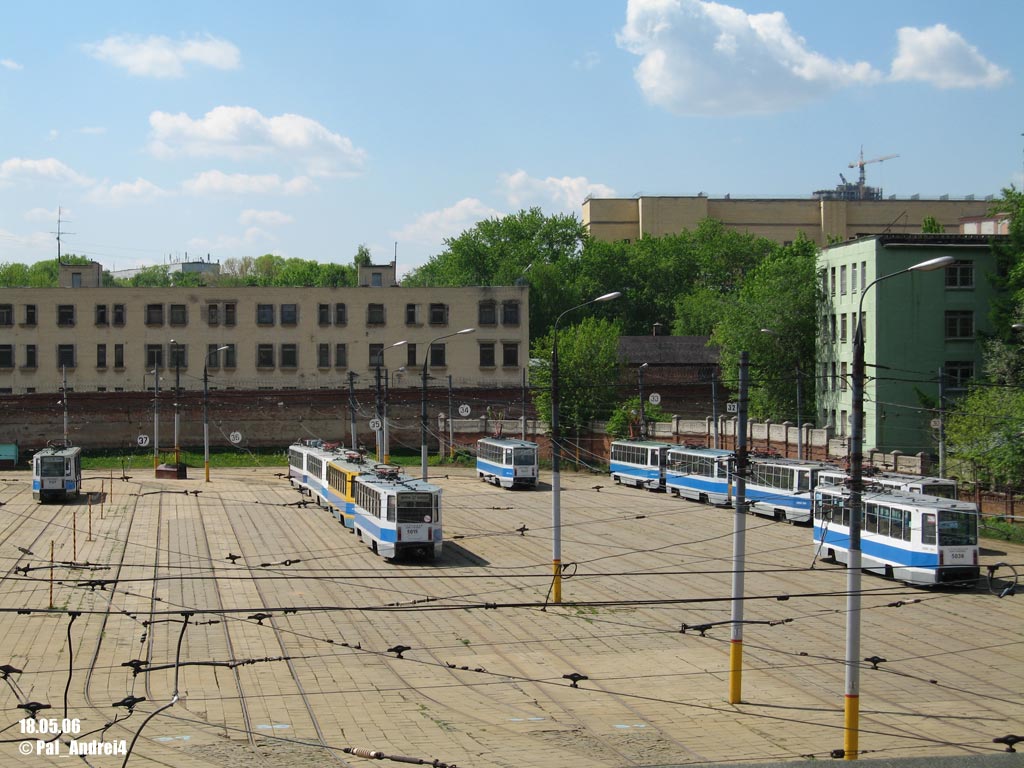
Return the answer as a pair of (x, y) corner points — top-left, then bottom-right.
(710, 235), (820, 421)
(946, 384), (1024, 487)
(354, 244), (372, 267)
(530, 316), (622, 437)
(921, 216), (945, 234)
(606, 396), (672, 439)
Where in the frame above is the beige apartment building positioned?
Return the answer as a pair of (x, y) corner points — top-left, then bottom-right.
(0, 262), (529, 394)
(582, 195), (993, 245)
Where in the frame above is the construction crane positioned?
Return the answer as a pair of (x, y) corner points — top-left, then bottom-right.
(849, 147), (899, 187)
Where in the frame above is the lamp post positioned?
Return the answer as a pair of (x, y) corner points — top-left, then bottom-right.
(843, 254), (953, 760)
(760, 327), (804, 459)
(170, 339), (181, 466)
(421, 328), (475, 480)
(375, 341), (407, 463)
(203, 346), (229, 482)
(551, 291), (621, 603)
(151, 366), (160, 475)
(637, 362), (649, 440)
(385, 366), (405, 464)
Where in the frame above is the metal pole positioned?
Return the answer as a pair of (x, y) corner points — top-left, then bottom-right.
(384, 368), (391, 464)
(447, 374), (454, 459)
(638, 363), (648, 440)
(521, 367), (527, 441)
(62, 365), (68, 445)
(937, 366), (946, 478)
(729, 351), (749, 704)
(173, 342), (181, 466)
(421, 329), (475, 480)
(796, 366), (804, 460)
(153, 366), (160, 474)
(348, 371), (357, 451)
(375, 363), (383, 461)
(711, 371), (719, 449)
(203, 362), (210, 482)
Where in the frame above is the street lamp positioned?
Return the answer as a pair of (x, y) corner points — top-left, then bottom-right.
(843, 254), (953, 760)
(760, 327), (804, 459)
(203, 346), (229, 482)
(375, 341), (407, 463)
(170, 339), (182, 466)
(421, 328), (475, 480)
(637, 362), (649, 440)
(551, 291), (621, 603)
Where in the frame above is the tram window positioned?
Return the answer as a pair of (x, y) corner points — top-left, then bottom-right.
(921, 513), (936, 545)
(865, 504), (877, 534)
(797, 470), (810, 492)
(877, 505), (891, 537)
(890, 509), (904, 540)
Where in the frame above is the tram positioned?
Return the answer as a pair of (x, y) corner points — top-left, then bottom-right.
(609, 439), (672, 490)
(664, 446), (733, 505)
(476, 437), (539, 488)
(32, 443), (83, 503)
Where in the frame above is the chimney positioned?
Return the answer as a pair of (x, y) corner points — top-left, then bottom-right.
(652, 322), (664, 337)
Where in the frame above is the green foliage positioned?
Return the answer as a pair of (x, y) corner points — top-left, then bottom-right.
(987, 185), (1024, 333)
(946, 384), (1024, 487)
(531, 317), (622, 435)
(606, 396), (672, 439)
(710, 235), (820, 421)
(124, 265), (172, 287)
(980, 516), (1024, 544)
(921, 216), (945, 234)
(354, 243), (373, 267)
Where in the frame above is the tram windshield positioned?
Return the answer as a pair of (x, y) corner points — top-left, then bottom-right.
(40, 457), (66, 477)
(938, 510), (978, 546)
(396, 492), (436, 523)
(513, 448), (534, 466)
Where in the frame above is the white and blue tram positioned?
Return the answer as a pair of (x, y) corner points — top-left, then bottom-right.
(665, 447), (733, 505)
(351, 466), (443, 560)
(813, 485), (980, 585)
(476, 437), (539, 489)
(746, 457), (835, 523)
(609, 440), (672, 490)
(816, 468), (958, 499)
(32, 444), (83, 503)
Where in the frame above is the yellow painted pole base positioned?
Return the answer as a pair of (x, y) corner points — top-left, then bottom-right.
(844, 694), (859, 760)
(728, 639), (743, 704)
(552, 560), (562, 604)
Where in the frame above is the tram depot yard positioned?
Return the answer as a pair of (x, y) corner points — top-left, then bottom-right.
(0, 466), (1022, 768)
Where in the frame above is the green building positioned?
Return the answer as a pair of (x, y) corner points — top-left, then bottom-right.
(817, 234), (1005, 456)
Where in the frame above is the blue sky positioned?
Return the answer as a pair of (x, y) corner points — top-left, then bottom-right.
(2, 0), (1022, 276)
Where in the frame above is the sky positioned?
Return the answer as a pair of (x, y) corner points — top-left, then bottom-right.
(2, 0), (1022, 277)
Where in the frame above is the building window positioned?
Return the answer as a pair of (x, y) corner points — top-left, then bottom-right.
(479, 342), (495, 368)
(861, 261), (867, 291)
(169, 344), (187, 369)
(406, 343), (417, 367)
(430, 342), (446, 367)
(71, 272), (82, 288)
(224, 303), (237, 326)
(335, 343), (347, 368)
(0, 345), (12, 368)
(145, 304), (164, 326)
(335, 303), (347, 325)
(96, 344), (107, 368)
(256, 344), (275, 368)
(830, 267), (836, 296)
(406, 303), (419, 325)
(146, 344), (164, 370)
(369, 343), (384, 367)
(840, 361), (848, 391)
(479, 301), (497, 326)
(318, 304), (331, 326)
(94, 304), (108, 326)
(318, 343), (330, 368)
(256, 304), (275, 326)
(429, 303), (448, 326)
(839, 265), (847, 295)
(281, 304), (298, 326)
(207, 344), (222, 369)
(114, 344), (124, 368)
(821, 314), (830, 342)
(24, 345), (37, 369)
(851, 262), (858, 293)
(57, 344), (76, 368)
(502, 301), (520, 325)
(367, 304), (385, 325)
(945, 361), (974, 390)
(840, 313), (847, 342)
(0, 304), (14, 326)
(24, 305), (37, 326)
(371, 272), (383, 287)
(839, 410), (848, 438)
(280, 344), (298, 368)
(223, 344), (237, 368)
(169, 304), (187, 326)
(831, 362), (837, 391)
(502, 342), (519, 367)
(208, 304), (220, 326)
(830, 314), (836, 341)
(57, 304), (76, 327)
(945, 260), (974, 289)
(113, 304), (125, 326)
(945, 310), (974, 340)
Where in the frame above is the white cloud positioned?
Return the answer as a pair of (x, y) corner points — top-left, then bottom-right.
(617, 0), (880, 116)
(24, 207), (58, 222)
(83, 34), (240, 78)
(392, 198), (504, 245)
(890, 24), (1009, 89)
(2, 59), (23, 71)
(0, 157), (93, 186)
(148, 105), (366, 177)
(187, 227), (275, 253)
(182, 170), (312, 196)
(500, 170), (615, 211)
(0, 227), (52, 254)
(239, 209), (294, 227)
(87, 178), (170, 205)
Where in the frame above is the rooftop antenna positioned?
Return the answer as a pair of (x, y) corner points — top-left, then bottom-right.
(52, 207), (75, 264)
